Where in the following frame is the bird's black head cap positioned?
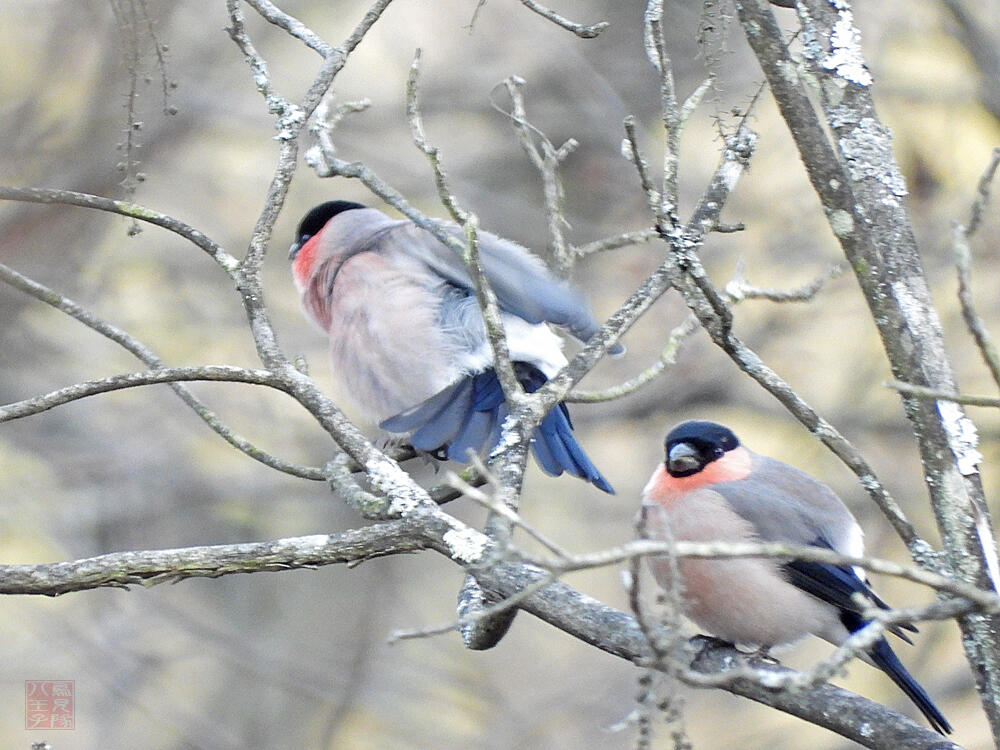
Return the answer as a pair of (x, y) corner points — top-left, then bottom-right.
(289, 201), (366, 259)
(663, 420), (740, 477)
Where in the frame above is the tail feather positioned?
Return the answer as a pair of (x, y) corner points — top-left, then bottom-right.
(529, 425), (562, 477)
(485, 406), (505, 457)
(536, 409), (581, 474)
(408, 381), (473, 451)
(533, 404), (614, 494)
(447, 371), (506, 461)
(869, 637), (951, 734)
(381, 380), (465, 433)
(380, 363), (613, 493)
(470, 369), (506, 411)
(447, 408), (494, 462)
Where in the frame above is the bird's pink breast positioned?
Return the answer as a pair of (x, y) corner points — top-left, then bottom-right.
(642, 447), (835, 647)
(647, 446), (753, 504)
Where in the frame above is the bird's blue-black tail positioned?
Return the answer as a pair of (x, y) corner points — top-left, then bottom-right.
(380, 363), (613, 493)
(514, 363), (614, 494)
(784, 553), (950, 734)
(867, 635), (951, 735)
(835, 608), (951, 735)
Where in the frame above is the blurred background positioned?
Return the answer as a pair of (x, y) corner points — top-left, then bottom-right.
(1, 1), (998, 748)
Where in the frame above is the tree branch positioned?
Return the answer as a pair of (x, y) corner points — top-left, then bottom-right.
(954, 147), (1000, 390)
(573, 227), (658, 257)
(475, 562), (960, 750)
(0, 186), (237, 273)
(518, 0), (609, 39)
(568, 261), (844, 404)
(735, 1), (1000, 736)
(222, 0), (452, 521)
(0, 525), (970, 749)
(0, 262), (328, 480)
(888, 381), (1000, 409)
(496, 76), (578, 275)
(0, 521), (429, 595)
(0, 365), (289, 422)
(242, 0), (333, 58)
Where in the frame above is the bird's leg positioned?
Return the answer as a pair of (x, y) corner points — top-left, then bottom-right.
(378, 435), (447, 467)
(746, 645), (779, 665)
(688, 634), (738, 667)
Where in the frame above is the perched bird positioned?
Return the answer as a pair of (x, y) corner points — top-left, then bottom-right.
(642, 420), (951, 734)
(289, 200), (616, 493)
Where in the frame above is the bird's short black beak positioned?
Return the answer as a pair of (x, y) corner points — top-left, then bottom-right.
(288, 239), (302, 260)
(667, 442), (702, 475)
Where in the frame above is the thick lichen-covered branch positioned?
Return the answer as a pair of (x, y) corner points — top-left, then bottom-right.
(736, 0), (1000, 738)
(0, 522), (973, 749)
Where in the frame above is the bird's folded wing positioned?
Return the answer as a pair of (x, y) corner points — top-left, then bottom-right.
(783, 545), (916, 642)
(396, 222), (623, 354)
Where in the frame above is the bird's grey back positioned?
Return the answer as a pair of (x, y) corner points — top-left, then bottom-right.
(710, 452), (858, 552)
(327, 209), (608, 347)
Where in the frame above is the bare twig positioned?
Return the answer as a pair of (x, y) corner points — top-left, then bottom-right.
(965, 147), (1000, 236)
(405, 53), (524, 419)
(389, 570), (558, 644)
(628, 515), (662, 750)
(887, 381), (1000, 409)
(567, 314), (698, 403)
(643, 0), (680, 225)
(427, 463), (489, 505)
(497, 76), (578, 274)
(954, 147), (1000, 390)
(0, 366), (289, 422)
(518, 0), (609, 38)
(725, 260), (846, 303)
(633, 506), (689, 669)
(446, 464), (571, 559)
(573, 227), (658, 257)
(0, 262), (327, 480)
(521, 537), (1000, 610)
(405, 49), (469, 225)
(622, 117), (660, 216)
(458, 219), (530, 647)
(462, 219), (524, 412)
(242, 0), (334, 57)
(570, 262), (843, 403)
(309, 96), (371, 164)
(536, 122), (759, 415)
(0, 186), (237, 273)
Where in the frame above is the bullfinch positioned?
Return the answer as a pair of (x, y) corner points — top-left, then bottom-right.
(289, 200), (617, 493)
(642, 420), (951, 734)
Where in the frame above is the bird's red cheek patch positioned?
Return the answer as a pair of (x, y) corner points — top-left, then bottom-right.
(648, 446), (753, 502)
(292, 233), (322, 289)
